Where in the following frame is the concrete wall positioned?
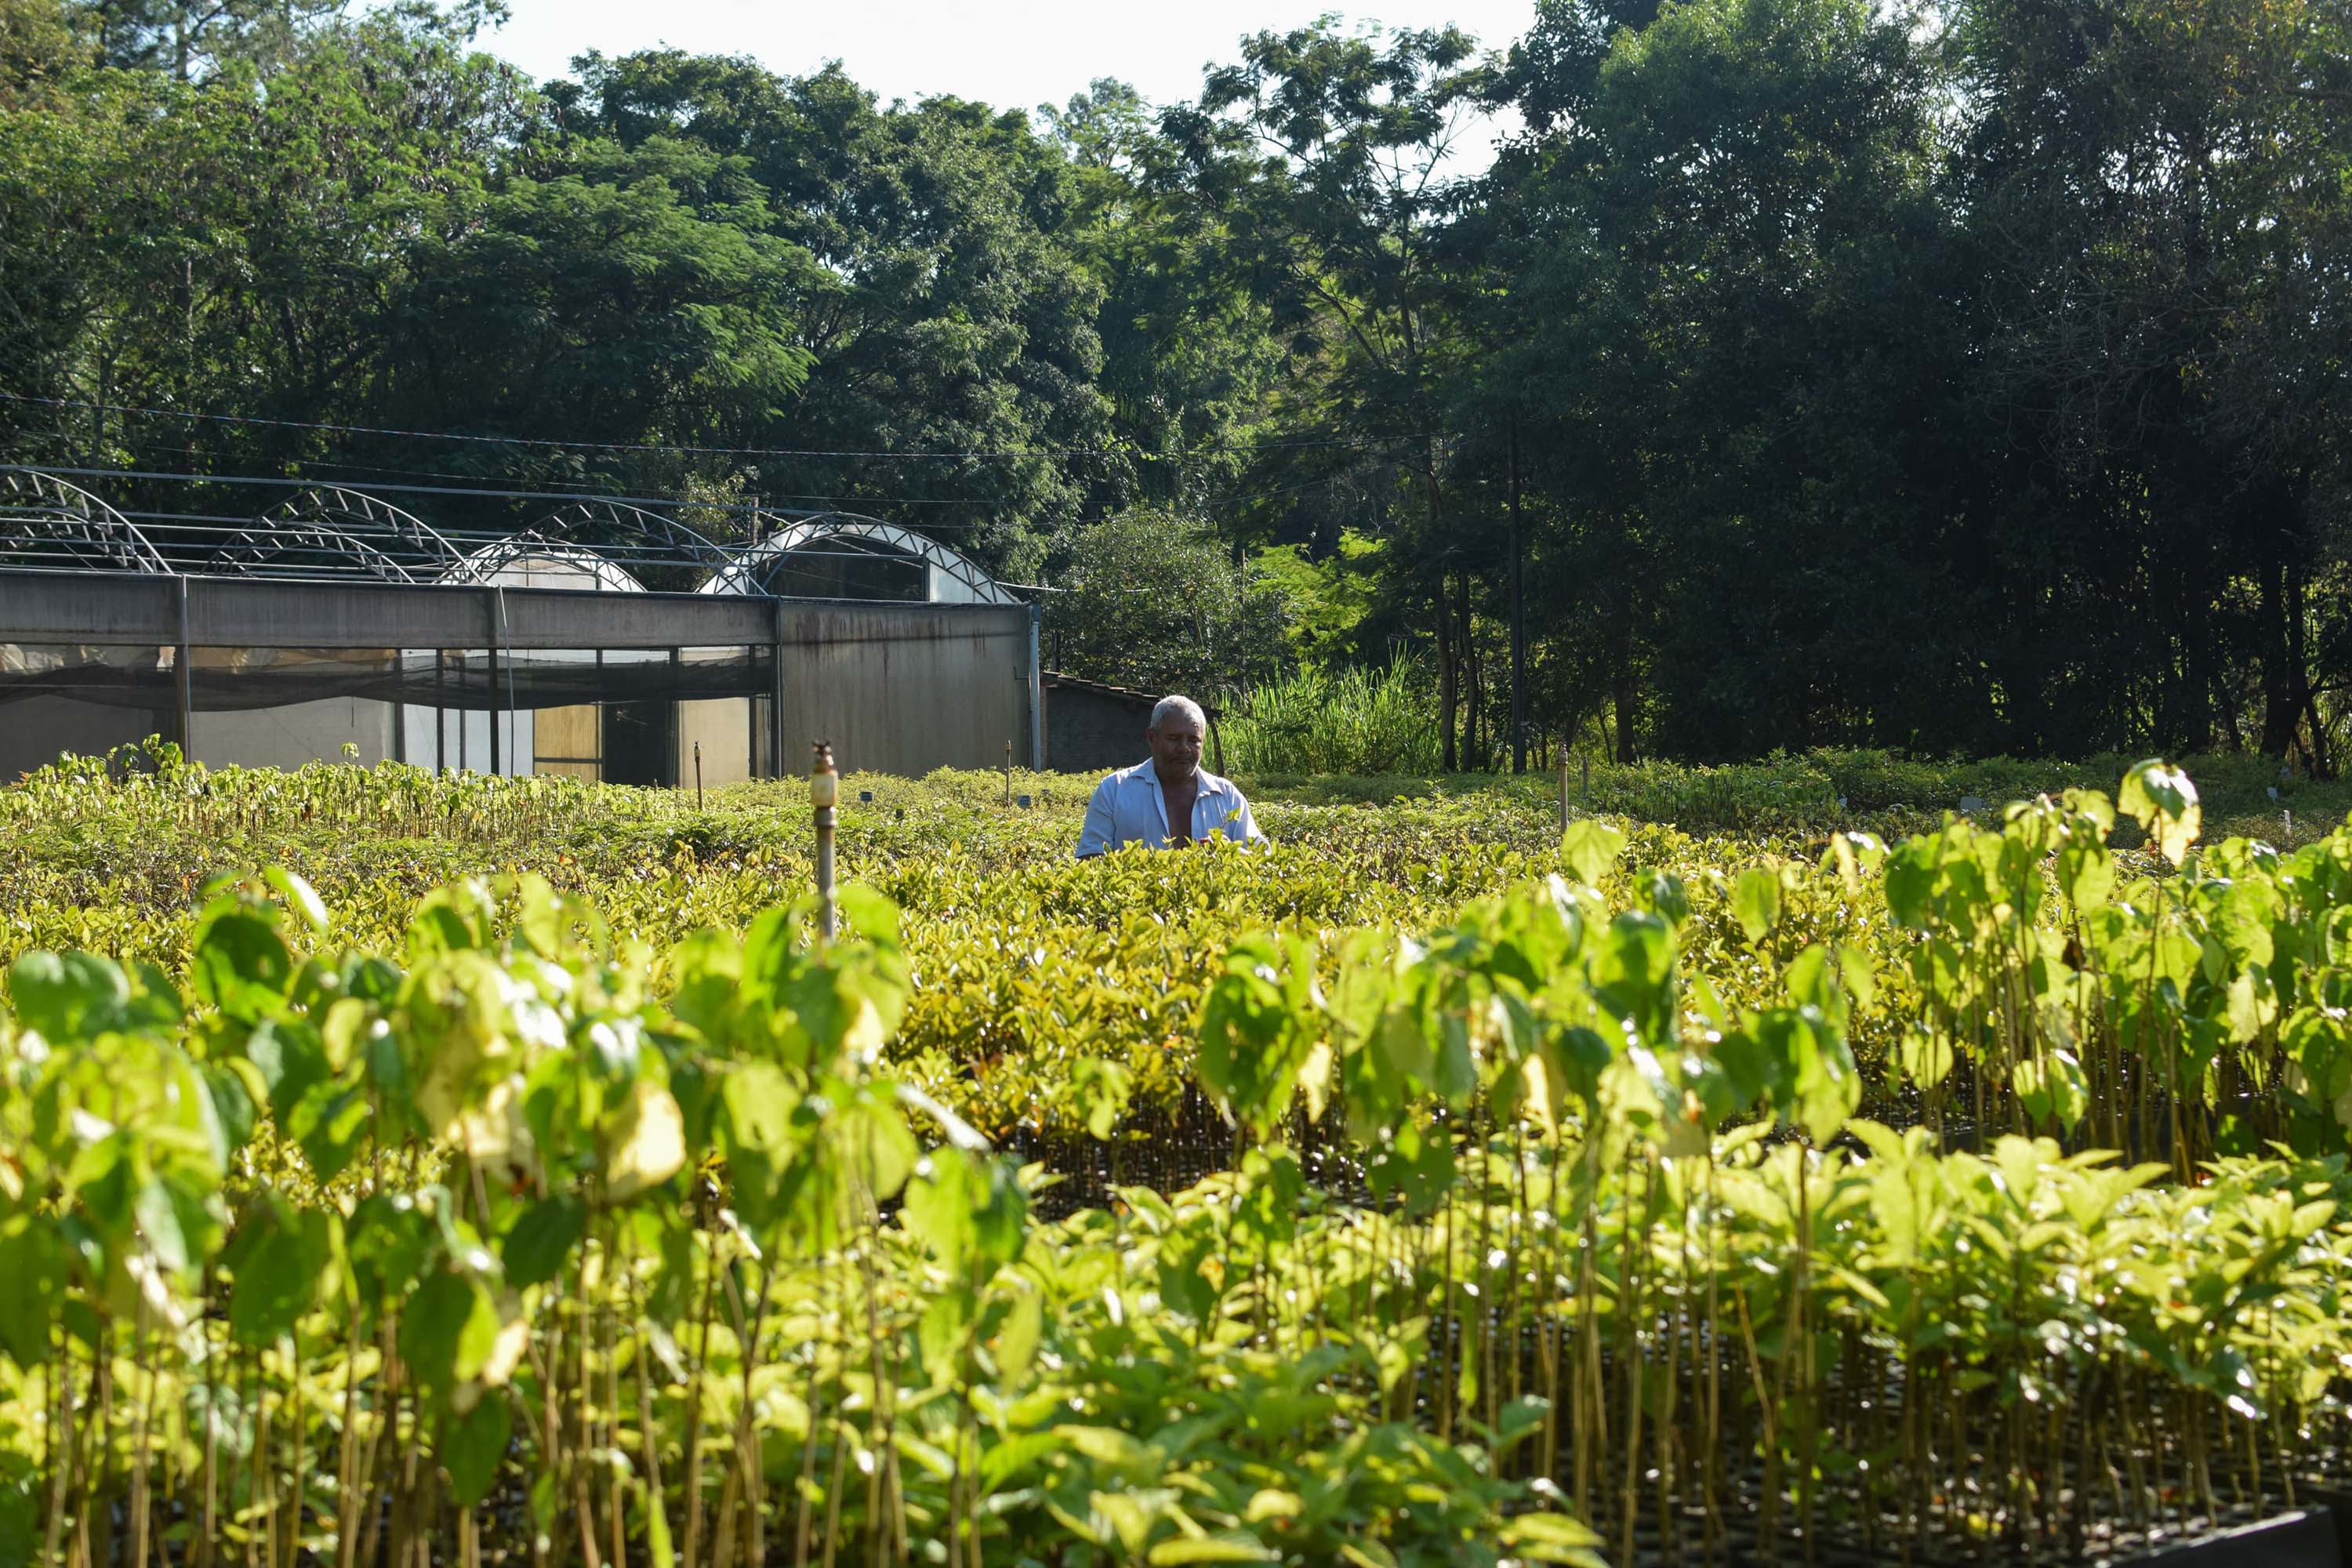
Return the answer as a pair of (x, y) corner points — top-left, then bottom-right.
(1046, 683), (1156, 776)
(777, 603), (1033, 778)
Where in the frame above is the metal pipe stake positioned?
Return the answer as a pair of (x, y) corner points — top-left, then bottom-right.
(811, 741), (838, 940)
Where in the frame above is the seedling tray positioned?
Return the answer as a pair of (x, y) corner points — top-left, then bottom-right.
(1630, 1502), (2345, 1568)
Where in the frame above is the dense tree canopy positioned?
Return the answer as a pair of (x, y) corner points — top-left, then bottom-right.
(2, 0), (2348, 765)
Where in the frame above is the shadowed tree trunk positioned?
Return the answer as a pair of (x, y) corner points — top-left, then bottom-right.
(1437, 571), (1459, 772)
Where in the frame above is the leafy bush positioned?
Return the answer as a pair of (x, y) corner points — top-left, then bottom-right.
(1226, 655), (1443, 775)
(3, 754), (2352, 1563)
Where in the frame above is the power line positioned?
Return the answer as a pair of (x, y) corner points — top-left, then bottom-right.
(1, 390), (1413, 462)
(7, 423), (626, 496)
(3, 425), (1011, 508)
(0, 463), (999, 527)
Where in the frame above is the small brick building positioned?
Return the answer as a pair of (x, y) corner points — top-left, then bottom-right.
(1042, 672), (1158, 775)
(1041, 673), (1227, 776)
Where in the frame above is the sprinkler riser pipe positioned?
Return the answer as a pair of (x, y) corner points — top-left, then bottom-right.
(810, 741), (839, 939)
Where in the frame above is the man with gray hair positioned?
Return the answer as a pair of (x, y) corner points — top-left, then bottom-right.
(1075, 693), (1265, 858)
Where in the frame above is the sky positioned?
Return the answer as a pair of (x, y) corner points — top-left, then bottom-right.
(481, 0), (1535, 167)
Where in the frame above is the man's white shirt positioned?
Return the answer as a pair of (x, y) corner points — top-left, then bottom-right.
(1075, 760), (1264, 858)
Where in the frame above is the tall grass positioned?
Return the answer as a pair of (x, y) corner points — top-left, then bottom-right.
(1226, 655), (1443, 775)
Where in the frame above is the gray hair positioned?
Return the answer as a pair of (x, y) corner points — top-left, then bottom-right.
(1150, 694), (1207, 732)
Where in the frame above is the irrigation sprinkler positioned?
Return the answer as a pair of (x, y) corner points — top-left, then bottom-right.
(811, 741), (837, 940)
(1558, 746), (1571, 835)
(1004, 739), (1013, 807)
(694, 740), (703, 811)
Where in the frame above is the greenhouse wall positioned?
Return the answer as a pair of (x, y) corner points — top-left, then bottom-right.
(776, 601), (1036, 777)
(0, 571), (1042, 784)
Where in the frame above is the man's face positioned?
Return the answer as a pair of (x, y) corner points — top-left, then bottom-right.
(1147, 715), (1203, 776)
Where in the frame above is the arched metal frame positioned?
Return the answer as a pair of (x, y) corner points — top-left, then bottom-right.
(215, 516), (426, 583)
(0, 471), (1020, 604)
(441, 535), (645, 593)
(702, 513), (1018, 605)
(237, 488), (466, 582)
(533, 500), (734, 593)
(0, 470), (172, 575)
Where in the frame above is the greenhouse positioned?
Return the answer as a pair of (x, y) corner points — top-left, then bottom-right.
(0, 469), (1042, 784)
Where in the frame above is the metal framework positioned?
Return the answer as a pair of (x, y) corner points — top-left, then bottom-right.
(240, 488), (466, 581)
(531, 500), (733, 593)
(0, 470), (172, 575)
(444, 535), (645, 593)
(0, 470), (1019, 607)
(704, 513), (1020, 604)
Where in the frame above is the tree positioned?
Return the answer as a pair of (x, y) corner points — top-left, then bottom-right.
(1042, 510), (1293, 750)
(1163, 20), (1492, 766)
(1492, 0), (1970, 759)
(557, 53), (1114, 581)
(1041, 78), (1283, 519)
(1951, 0), (2352, 761)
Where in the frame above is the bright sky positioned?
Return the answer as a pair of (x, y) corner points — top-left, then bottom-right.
(481, 0), (1534, 168)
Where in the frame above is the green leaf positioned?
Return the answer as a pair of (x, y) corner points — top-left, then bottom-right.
(247, 1018), (329, 1122)
(502, 1196), (586, 1290)
(1895, 1028), (1954, 1089)
(290, 1082), (371, 1186)
(262, 866), (332, 938)
(1500, 1512), (1606, 1566)
(441, 1396), (512, 1507)
(229, 1203), (332, 1345)
(2119, 759), (2201, 865)
(1733, 867), (1782, 945)
(0, 1219), (65, 1367)
(904, 1148), (1027, 1280)
(9, 951), (129, 1042)
(994, 1287), (1044, 1392)
(603, 1082), (686, 1201)
(1156, 1219), (1221, 1323)
(399, 1272), (500, 1398)
(1559, 818), (1628, 886)
(200, 1062), (260, 1154)
(1148, 1534), (1280, 1564)
(191, 906), (293, 1022)
(2013, 1051), (2089, 1134)
(642, 1486), (675, 1568)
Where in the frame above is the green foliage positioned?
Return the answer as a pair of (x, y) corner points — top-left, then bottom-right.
(5, 0), (2349, 763)
(1042, 508), (1293, 702)
(1225, 655), (1441, 775)
(0, 755), (2347, 1562)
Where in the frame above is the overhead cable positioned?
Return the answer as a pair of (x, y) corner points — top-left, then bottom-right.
(0, 463), (993, 521)
(0, 390), (1418, 462)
